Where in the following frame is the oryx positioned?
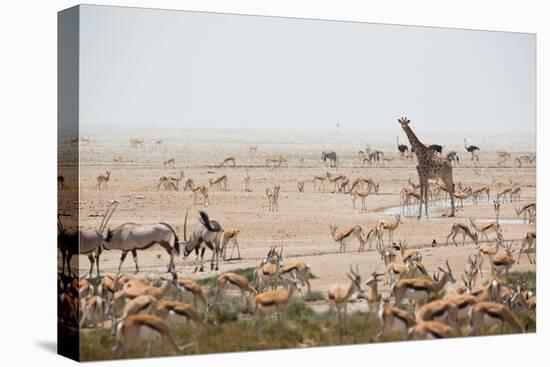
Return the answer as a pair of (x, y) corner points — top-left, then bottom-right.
(57, 201), (118, 277)
(103, 219), (180, 274)
(182, 210), (223, 272)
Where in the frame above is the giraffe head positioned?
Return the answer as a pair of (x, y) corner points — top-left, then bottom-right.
(398, 117), (410, 127)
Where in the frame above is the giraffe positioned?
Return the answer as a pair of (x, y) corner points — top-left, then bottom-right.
(398, 117), (455, 218)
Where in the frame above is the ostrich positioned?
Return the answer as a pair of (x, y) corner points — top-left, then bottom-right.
(464, 139), (480, 161)
(397, 137), (409, 157)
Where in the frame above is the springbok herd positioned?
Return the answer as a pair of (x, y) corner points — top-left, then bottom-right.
(58, 123), (536, 357)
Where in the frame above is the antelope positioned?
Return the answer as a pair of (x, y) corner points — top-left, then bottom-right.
(477, 240), (501, 276)
(129, 138), (144, 148)
(154, 139), (164, 148)
(376, 214), (402, 246)
(215, 272), (258, 306)
(192, 184), (209, 206)
(96, 170), (111, 190)
(359, 226), (379, 252)
(266, 184), (280, 212)
(313, 172), (328, 191)
(220, 157), (236, 167)
(112, 314), (184, 357)
(252, 278), (299, 329)
(169, 170), (184, 190)
(493, 199), (501, 222)
(80, 295), (107, 328)
(446, 223), (479, 247)
(155, 300), (204, 326)
(403, 191), (421, 215)
(517, 229), (536, 264)
(329, 224), (364, 253)
(244, 171), (251, 192)
(163, 158), (176, 169)
(454, 189), (470, 210)
(463, 255), (480, 287)
(515, 202), (536, 223)
(471, 185), (490, 204)
(377, 297), (416, 341)
(114, 294), (157, 331)
(57, 201), (117, 276)
(469, 218), (503, 243)
(351, 188), (370, 211)
(58, 175), (65, 190)
(392, 260), (456, 305)
(327, 172), (345, 193)
(338, 177), (350, 192)
(103, 221), (180, 273)
(176, 278), (209, 311)
(364, 178), (380, 194)
(183, 178), (194, 191)
(297, 180), (305, 192)
(121, 274), (178, 300)
(412, 299), (461, 335)
(182, 210), (224, 272)
(510, 185), (521, 202)
(209, 175), (228, 191)
(490, 242), (515, 280)
(468, 301), (524, 336)
(496, 186), (513, 203)
(327, 266), (364, 330)
(496, 151), (511, 165)
(408, 320), (456, 340)
(254, 246), (283, 292)
(444, 285), (479, 320)
(277, 261), (312, 294)
(363, 270), (384, 312)
(220, 228), (241, 260)
(399, 241), (422, 263)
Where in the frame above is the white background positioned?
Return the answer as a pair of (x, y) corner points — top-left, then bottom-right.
(0, 1), (545, 366)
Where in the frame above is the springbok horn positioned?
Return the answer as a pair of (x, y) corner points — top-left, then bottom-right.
(349, 265), (355, 276)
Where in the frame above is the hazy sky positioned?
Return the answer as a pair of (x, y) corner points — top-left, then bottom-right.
(79, 5), (535, 134)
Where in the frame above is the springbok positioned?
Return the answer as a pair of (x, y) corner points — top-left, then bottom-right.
(469, 218), (503, 242)
(297, 180), (305, 192)
(155, 300), (204, 326)
(220, 228), (241, 260)
(468, 301), (524, 336)
(266, 184), (280, 212)
(277, 261), (312, 294)
(477, 240), (501, 276)
(515, 202), (536, 224)
(327, 266), (363, 331)
(254, 246), (283, 292)
(490, 242), (515, 281)
(209, 175), (228, 191)
(408, 320), (456, 340)
(252, 278), (299, 329)
(176, 278), (209, 311)
(376, 214), (402, 246)
(328, 224), (364, 253)
(363, 270), (384, 312)
(169, 170), (185, 190)
(163, 158), (176, 169)
(377, 297), (416, 341)
(182, 210), (223, 272)
(129, 138), (144, 148)
(392, 260), (456, 305)
(351, 188), (370, 211)
(471, 185), (491, 204)
(191, 184), (209, 206)
(220, 157), (236, 167)
(313, 173), (328, 191)
(412, 299), (461, 335)
(445, 222), (479, 247)
(244, 171), (251, 192)
(58, 175), (65, 190)
(215, 272), (258, 306)
(517, 229), (536, 264)
(113, 314), (184, 357)
(97, 170), (111, 190)
(103, 220), (180, 273)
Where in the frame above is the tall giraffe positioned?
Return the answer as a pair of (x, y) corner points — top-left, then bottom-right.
(398, 117), (455, 218)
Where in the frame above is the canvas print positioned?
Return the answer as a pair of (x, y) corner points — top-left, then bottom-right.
(57, 5), (536, 362)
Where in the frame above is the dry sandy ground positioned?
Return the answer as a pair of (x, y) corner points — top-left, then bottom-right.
(59, 127), (536, 296)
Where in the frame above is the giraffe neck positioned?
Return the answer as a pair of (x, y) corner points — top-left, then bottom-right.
(402, 125), (430, 157)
